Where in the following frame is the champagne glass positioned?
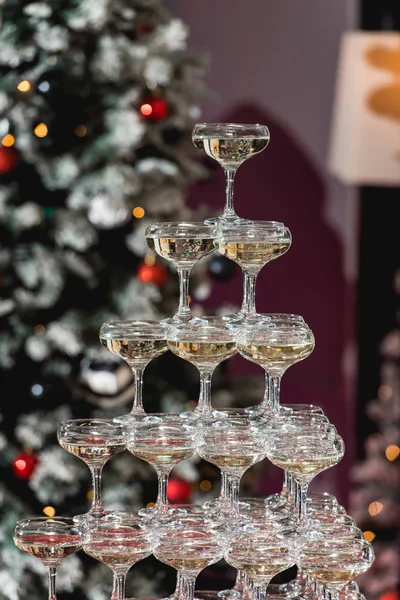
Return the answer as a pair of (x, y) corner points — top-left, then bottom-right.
(237, 316), (315, 412)
(225, 525), (295, 600)
(266, 429), (344, 530)
(145, 222), (215, 323)
(100, 320), (168, 417)
(214, 222), (291, 321)
(57, 419), (126, 522)
(192, 123), (270, 224)
(82, 516), (155, 600)
(297, 539), (374, 600)
(154, 520), (225, 600)
(13, 517), (82, 600)
(167, 317), (237, 415)
(126, 414), (197, 518)
(197, 414), (267, 520)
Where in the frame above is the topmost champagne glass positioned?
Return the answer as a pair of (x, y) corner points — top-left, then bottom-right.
(192, 123), (270, 224)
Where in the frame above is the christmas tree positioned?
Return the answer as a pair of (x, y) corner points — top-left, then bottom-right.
(0, 1), (235, 598)
(349, 269), (400, 600)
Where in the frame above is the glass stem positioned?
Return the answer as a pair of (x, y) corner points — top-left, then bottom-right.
(175, 572), (182, 599)
(131, 367), (145, 414)
(269, 374), (282, 412)
(233, 569), (246, 592)
(252, 581), (270, 600)
(111, 574), (117, 600)
(89, 465), (104, 514)
(222, 168), (237, 218)
(180, 573), (197, 600)
(198, 368), (214, 414)
(282, 470), (289, 497)
(242, 270), (258, 317)
(47, 566), (57, 600)
(296, 479), (310, 527)
(156, 469), (171, 510)
(115, 572), (127, 600)
(176, 266), (192, 319)
(227, 473), (241, 519)
(325, 590), (340, 600)
(261, 370), (270, 408)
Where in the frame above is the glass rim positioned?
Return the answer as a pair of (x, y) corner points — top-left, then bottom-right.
(192, 122), (270, 136)
(145, 222), (216, 238)
(58, 418), (126, 432)
(100, 320), (167, 339)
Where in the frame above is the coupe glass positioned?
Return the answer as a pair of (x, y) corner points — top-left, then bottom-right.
(167, 317), (237, 415)
(225, 525), (295, 600)
(298, 539), (374, 600)
(126, 414), (197, 518)
(197, 414), (267, 520)
(237, 316), (315, 411)
(100, 320), (168, 417)
(154, 520), (225, 600)
(13, 517), (82, 600)
(266, 429), (344, 530)
(145, 222), (215, 323)
(82, 515), (155, 600)
(57, 419), (126, 521)
(214, 222), (291, 321)
(192, 123), (270, 224)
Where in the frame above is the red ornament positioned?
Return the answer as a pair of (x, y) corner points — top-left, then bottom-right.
(137, 261), (167, 287)
(167, 478), (192, 504)
(380, 593), (400, 600)
(0, 147), (19, 174)
(13, 452), (38, 480)
(140, 98), (169, 122)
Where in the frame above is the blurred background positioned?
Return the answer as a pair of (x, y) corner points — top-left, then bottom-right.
(0, 0), (399, 600)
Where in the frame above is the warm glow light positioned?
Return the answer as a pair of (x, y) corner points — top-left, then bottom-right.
(187, 295), (191, 304)
(34, 123), (48, 138)
(146, 502), (155, 508)
(1, 134), (15, 147)
(86, 489), (94, 501)
(378, 384), (392, 400)
(43, 506), (56, 517)
(363, 530), (376, 542)
(140, 103), (153, 116)
(34, 324), (46, 336)
(199, 480), (212, 492)
(74, 124), (87, 137)
(385, 444), (400, 461)
(133, 206), (145, 218)
(17, 80), (31, 92)
(15, 459), (27, 471)
(144, 253), (156, 266)
(368, 501), (383, 516)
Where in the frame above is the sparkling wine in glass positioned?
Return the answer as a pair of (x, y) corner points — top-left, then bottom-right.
(145, 222), (215, 323)
(127, 414), (197, 518)
(100, 320), (168, 417)
(215, 222), (291, 321)
(192, 123), (270, 224)
(154, 521), (225, 600)
(82, 515), (155, 600)
(167, 317), (237, 415)
(13, 517), (82, 600)
(57, 419), (126, 522)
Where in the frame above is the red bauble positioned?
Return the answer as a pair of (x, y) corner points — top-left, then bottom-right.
(0, 147), (19, 173)
(13, 452), (38, 480)
(140, 98), (169, 122)
(167, 478), (192, 504)
(137, 261), (167, 287)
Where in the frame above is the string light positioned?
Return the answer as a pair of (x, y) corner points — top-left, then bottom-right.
(385, 444), (400, 461)
(43, 506), (56, 517)
(140, 103), (152, 116)
(378, 384), (392, 400)
(74, 124), (87, 137)
(34, 123), (48, 138)
(34, 324), (46, 336)
(86, 489), (94, 501)
(1, 134), (15, 147)
(133, 206), (145, 218)
(199, 480), (212, 492)
(17, 80), (31, 92)
(368, 501), (383, 516)
(146, 502), (155, 508)
(363, 530), (376, 542)
(31, 384), (44, 397)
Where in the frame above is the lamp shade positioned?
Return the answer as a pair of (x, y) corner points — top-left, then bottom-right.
(328, 31), (400, 186)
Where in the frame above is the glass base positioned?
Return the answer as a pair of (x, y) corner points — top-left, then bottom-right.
(217, 591), (241, 600)
(204, 215), (253, 226)
(113, 412), (144, 425)
(161, 314), (205, 325)
(72, 511), (106, 525)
